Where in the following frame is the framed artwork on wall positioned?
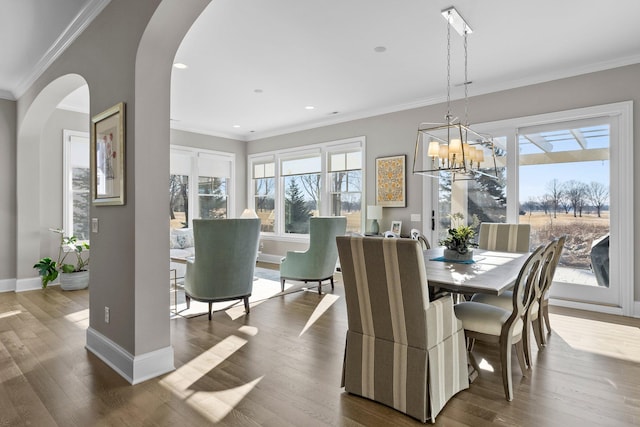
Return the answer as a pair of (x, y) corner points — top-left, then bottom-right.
(376, 154), (406, 207)
(91, 102), (126, 206)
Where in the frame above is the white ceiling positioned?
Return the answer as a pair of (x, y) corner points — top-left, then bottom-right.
(4, 0), (640, 141)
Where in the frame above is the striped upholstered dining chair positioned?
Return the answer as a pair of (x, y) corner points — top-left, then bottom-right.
(336, 236), (469, 423)
(477, 223), (531, 253)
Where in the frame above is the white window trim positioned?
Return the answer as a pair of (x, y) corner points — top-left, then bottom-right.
(170, 145), (236, 227)
(63, 129), (90, 241)
(248, 136), (366, 242)
(422, 101), (634, 316)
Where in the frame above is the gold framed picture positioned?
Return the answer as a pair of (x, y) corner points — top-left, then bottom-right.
(91, 102), (125, 206)
(376, 154), (406, 207)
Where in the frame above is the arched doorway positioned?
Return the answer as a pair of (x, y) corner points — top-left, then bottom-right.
(16, 73), (89, 291)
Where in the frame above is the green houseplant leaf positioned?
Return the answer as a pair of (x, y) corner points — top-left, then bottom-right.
(33, 229), (90, 288)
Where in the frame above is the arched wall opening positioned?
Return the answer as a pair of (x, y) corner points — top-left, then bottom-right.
(16, 73), (89, 291)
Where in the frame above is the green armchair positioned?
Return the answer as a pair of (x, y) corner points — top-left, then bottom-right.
(280, 216), (347, 294)
(184, 218), (261, 320)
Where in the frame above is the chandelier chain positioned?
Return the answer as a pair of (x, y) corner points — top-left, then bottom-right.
(464, 29), (469, 127)
(446, 11), (451, 122)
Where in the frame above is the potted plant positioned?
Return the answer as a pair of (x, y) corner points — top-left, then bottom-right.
(33, 228), (90, 290)
(439, 213), (479, 261)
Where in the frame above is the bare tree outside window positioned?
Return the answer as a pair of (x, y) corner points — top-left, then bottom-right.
(588, 181), (609, 217)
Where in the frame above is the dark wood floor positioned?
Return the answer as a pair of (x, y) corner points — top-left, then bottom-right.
(2, 269), (640, 426)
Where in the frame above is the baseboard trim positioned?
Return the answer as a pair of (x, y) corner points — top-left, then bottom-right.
(634, 301), (640, 318)
(0, 278), (16, 293)
(86, 327), (174, 385)
(16, 277), (47, 292)
(549, 298), (623, 316)
(258, 253), (283, 264)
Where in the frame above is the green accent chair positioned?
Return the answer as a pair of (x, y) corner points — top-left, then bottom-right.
(280, 216), (347, 294)
(184, 218), (261, 320)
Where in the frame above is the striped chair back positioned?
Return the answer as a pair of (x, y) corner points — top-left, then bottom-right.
(337, 236), (430, 346)
(336, 235), (468, 422)
(478, 223), (531, 253)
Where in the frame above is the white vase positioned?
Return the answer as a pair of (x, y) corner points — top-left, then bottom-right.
(60, 270), (89, 291)
(443, 248), (473, 262)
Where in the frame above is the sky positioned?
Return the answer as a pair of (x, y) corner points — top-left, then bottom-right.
(519, 160), (610, 203)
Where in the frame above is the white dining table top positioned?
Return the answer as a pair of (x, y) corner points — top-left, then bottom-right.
(423, 247), (530, 296)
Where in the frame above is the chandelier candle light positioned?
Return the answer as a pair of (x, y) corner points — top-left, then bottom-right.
(412, 6), (498, 181)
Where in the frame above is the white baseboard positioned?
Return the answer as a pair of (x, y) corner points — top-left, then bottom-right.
(634, 301), (640, 318)
(86, 327), (175, 385)
(258, 253), (283, 264)
(549, 298), (623, 316)
(16, 277), (46, 292)
(0, 278), (16, 293)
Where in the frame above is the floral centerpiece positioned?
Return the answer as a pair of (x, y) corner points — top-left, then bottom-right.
(33, 228), (90, 289)
(439, 213), (479, 261)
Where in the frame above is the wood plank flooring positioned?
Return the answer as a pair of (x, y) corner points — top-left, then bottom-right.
(1, 268), (640, 426)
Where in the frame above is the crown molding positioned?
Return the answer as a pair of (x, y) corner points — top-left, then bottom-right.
(13, 0), (111, 99)
(0, 89), (16, 101)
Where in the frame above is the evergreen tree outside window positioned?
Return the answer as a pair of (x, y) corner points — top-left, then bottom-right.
(281, 154), (320, 235)
(248, 136), (365, 237)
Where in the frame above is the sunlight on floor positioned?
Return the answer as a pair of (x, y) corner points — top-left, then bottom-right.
(551, 313), (640, 363)
(64, 308), (89, 328)
(299, 294), (340, 337)
(478, 358), (495, 372)
(0, 310), (22, 319)
(160, 334), (263, 423)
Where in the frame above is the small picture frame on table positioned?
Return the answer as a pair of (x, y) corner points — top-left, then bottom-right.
(391, 220), (402, 235)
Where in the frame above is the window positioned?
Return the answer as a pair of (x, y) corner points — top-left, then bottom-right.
(249, 137), (365, 237)
(253, 160), (275, 232)
(329, 150), (362, 234)
(427, 102), (633, 314)
(518, 118), (610, 287)
(170, 147), (234, 229)
(63, 130), (90, 241)
(282, 153), (321, 234)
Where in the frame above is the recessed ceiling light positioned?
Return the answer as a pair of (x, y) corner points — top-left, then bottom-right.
(173, 63), (188, 69)
(254, 89), (263, 93)
(232, 124), (241, 128)
(305, 105), (315, 110)
(374, 46), (387, 53)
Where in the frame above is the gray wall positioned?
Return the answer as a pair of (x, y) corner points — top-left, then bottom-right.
(0, 98), (16, 281)
(17, 0), (166, 358)
(248, 63), (640, 301)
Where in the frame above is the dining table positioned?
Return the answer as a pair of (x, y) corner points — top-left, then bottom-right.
(423, 247), (531, 296)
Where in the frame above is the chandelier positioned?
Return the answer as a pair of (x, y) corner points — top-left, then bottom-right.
(412, 6), (498, 181)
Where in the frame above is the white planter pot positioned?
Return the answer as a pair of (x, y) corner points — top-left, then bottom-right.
(443, 248), (473, 262)
(60, 270), (89, 291)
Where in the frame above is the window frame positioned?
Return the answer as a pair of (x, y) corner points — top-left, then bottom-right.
(248, 136), (365, 241)
(170, 145), (235, 228)
(423, 101), (633, 316)
(63, 129), (90, 242)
